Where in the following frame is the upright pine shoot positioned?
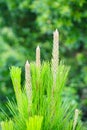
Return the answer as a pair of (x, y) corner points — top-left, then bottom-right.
(25, 60), (32, 113)
(73, 109), (79, 130)
(36, 46), (41, 68)
(52, 29), (59, 90)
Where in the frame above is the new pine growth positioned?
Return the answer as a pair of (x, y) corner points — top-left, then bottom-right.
(25, 60), (32, 112)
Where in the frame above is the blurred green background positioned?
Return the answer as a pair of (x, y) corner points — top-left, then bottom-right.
(0, 0), (87, 123)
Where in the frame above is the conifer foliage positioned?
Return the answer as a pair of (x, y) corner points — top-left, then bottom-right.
(0, 30), (85, 130)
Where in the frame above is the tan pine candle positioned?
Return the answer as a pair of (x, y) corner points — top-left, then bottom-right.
(73, 109), (79, 130)
(36, 46), (41, 68)
(52, 29), (59, 90)
(25, 60), (32, 112)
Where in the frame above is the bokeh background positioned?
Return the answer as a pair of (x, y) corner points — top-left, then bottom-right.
(0, 0), (87, 125)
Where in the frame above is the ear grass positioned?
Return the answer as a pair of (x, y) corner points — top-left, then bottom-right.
(0, 29), (85, 130)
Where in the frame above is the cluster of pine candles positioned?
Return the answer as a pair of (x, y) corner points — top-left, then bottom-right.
(0, 30), (85, 130)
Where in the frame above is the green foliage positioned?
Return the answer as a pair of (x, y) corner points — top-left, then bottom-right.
(1, 116), (43, 130)
(0, 62), (85, 130)
(0, 0), (87, 123)
(26, 116), (43, 130)
(1, 120), (14, 130)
